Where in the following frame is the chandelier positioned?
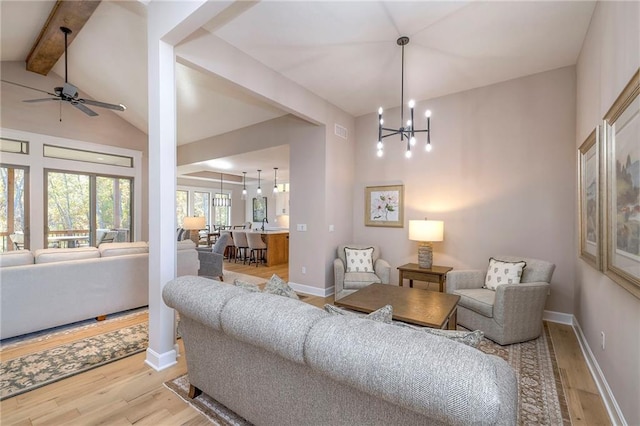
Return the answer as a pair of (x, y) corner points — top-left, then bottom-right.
(213, 173), (231, 207)
(376, 36), (432, 159)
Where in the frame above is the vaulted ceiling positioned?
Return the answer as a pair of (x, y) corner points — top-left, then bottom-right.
(0, 0), (596, 180)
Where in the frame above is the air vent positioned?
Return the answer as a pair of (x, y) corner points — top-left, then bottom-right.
(334, 124), (348, 140)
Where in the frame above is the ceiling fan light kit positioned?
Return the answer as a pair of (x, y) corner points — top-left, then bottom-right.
(376, 36), (432, 158)
(1, 26), (126, 119)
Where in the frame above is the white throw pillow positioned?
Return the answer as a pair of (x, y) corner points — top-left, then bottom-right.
(344, 247), (374, 273)
(484, 257), (526, 290)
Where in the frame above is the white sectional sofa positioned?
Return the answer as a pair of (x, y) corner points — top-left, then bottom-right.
(0, 240), (199, 340)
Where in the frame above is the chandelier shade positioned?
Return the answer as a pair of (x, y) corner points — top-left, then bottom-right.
(376, 36), (432, 158)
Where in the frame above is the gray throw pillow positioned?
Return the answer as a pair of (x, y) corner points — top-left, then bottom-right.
(393, 322), (484, 347)
(233, 279), (261, 292)
(263, 274), (299, 299)
(324, 304), (393, 324)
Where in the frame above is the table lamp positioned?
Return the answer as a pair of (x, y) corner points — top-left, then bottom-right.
(409, 219), (444, 269)
(183, 216), (206, 245)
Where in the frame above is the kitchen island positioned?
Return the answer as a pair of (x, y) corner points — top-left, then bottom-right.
(242, 230), (289, 266)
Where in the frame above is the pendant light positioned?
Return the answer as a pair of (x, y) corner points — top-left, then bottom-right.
(241, 172), (247, 200)
(256, 169), (262, 196)
(273, 167), (279, 194)
(213, 172), (231, 207)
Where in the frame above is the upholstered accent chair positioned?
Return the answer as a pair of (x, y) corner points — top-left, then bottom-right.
(334, 244), (391, 301)
(446, 256), (555, 345)
(196, 233), (230, 280)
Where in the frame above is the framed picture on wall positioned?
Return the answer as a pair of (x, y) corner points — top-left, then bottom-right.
(252, 197), (267, 222)
(578, 127), (601, 270)
(365, 184), (404, 227)
(602, 69), (639, 298)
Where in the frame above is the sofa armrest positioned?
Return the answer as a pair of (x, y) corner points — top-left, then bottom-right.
(197, 250), (223, 279)
(445, 270), (485, 293)
(333, 258), (345, 295)
(374, 259), (391, 284)
(493, 282), (550, 326)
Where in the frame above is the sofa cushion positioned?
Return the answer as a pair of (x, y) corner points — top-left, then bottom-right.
(34, 247), (100, 264)
(220, 292), (328, 364)
(454, 288), (495, 317)
(344, 247), (374, 273)
(263, 274), (299, 299)
(484, 257), (526, 290)
(99, 242), (148, 257)
(233, 279), (261, 292)
(344, 271), (381, 289)
(0, 250), (34, 267)
(393, 322), (484, 347)
(324, 304), (393, 324)
(177, 239), (196, 251)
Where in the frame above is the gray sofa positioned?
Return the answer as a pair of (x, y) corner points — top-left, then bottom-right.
(0, 240), (199, 340)
(163, 276), (518, 425)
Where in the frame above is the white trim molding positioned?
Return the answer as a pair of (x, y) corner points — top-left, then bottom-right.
(289, 282), (334, 298)
(543, 310), (574, 325)
(573, 318), (627, 426)
(145, 347), (178, 372)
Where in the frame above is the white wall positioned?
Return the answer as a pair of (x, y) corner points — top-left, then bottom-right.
(575, 2), (640, 424)
(1, 61), (149, 241)
(354, 66), (577, 314)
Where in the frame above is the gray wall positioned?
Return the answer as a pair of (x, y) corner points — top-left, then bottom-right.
(575, 2), (640, 424)
(354, 66), (576, 314)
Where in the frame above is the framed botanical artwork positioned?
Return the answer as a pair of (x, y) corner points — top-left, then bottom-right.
(252, 197), (267, 222)
(578, 127), (601, 270)
(365, 184), (404, 227)
(602, 69), (639, 298)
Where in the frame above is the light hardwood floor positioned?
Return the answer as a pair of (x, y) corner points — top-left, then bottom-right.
(0, 261), (610, 425)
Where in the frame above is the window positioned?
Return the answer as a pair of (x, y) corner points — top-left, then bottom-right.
(46, 170), (133, 247)
(0, 165), (29, 251)
(193, 191), (210, 229)
(176, 190), (188, 228)
(213, 193), (231, 227)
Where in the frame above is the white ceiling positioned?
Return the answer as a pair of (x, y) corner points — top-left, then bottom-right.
(0, 0), (596, 181)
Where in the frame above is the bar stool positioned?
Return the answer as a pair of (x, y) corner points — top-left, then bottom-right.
(219, 230), (234, 261)
(246, 232), (267, 267)
(233, 231), (249, 263)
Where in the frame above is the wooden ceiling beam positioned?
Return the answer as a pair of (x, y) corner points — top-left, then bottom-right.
(25, 0), (101, 76)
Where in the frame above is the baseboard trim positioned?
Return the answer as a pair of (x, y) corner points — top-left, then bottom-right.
(543, 310), (573, 325)
(145, 347), (178, 372)
(572, 318), (627, 425)
(289, 282), (333, 298)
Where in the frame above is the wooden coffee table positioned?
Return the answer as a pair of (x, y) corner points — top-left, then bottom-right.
(334, 283), (461, 329)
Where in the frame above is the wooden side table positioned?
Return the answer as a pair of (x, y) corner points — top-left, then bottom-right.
(397, 263), (453, 292)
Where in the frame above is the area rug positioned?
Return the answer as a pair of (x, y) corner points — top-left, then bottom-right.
(165, 323), (570, 425)
(0, 320), (148, 400)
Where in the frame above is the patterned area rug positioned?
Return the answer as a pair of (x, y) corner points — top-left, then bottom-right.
(165, 323), (570, 425)
(0, 314), (148, 401)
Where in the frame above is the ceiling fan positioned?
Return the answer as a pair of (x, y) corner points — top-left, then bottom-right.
(1, 26), (126, 117)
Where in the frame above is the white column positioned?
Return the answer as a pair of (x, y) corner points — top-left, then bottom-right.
(145, 35), (178, 371)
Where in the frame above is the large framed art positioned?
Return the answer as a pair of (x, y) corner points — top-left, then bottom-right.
(252, 197), (267, 222)
(578, 127), (601, 270)
(603, 69), (639, 298)
(365, 184), (404, 227)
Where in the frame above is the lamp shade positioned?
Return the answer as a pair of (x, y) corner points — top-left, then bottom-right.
(409, 220), (444, 242)
(183, 216), (206, 230)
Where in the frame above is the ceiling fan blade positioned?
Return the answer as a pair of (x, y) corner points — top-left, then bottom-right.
(1, 79), (58, 97)
(78, 98), (126, 111)
(23, 98), (60, 103)
(71, 102), (98, 117)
